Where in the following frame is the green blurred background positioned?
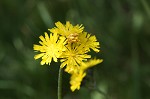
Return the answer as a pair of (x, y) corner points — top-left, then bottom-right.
(0, 0), (150, 99)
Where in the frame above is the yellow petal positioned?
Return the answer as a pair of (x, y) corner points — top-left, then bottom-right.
(34, 53), (45, 59)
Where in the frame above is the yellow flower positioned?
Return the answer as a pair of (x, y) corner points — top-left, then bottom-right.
(70, 58), (103, 91)
(60, 43), (91, 74)
(78, 32), (100, 53)
(48, 21), (84, 37)
(33, 32), (65, 65)
(70, 70), (86, 92)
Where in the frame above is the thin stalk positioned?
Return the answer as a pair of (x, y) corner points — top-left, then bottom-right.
(58, 67), (63, 99)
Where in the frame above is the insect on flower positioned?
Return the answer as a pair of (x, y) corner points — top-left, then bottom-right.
(67, 33), (79, 43)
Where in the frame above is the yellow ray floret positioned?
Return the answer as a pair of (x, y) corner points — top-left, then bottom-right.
(33, 32), (65, 65)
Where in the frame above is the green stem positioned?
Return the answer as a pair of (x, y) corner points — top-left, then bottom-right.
(58, 67), (63, 99)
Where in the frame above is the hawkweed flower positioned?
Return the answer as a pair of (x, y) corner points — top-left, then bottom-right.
(60, 43), (91, 74)
(70, 70), (86, 91)
(49, 21), (84, 43)
(70, 58), (103, 91)
(49, 21), (84, 37)
(78, 32), (100, 52)
(33, 21), (103, 94)
(33, 32), (66, 65)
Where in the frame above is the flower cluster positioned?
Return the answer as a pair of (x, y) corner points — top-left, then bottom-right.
(33, 21), (103, 91)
